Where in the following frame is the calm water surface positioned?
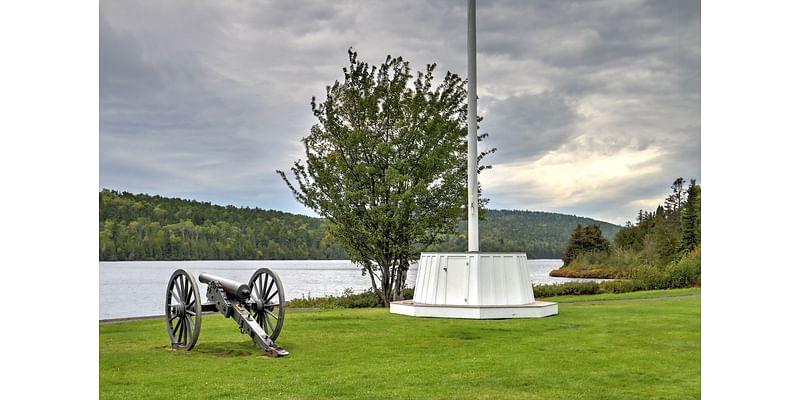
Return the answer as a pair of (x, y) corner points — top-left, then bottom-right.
(99, 259), (599, 319)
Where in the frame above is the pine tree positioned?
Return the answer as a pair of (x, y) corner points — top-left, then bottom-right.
(665, 177), (686, 222)
(562, 224), (610, 266)
(681, 179), (701, 251)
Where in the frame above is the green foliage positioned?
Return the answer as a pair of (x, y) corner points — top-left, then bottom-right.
(286, 287), (416, 309)
(532, 281), (601, 297)
(542, 247), (701, 296)
(98, 189), (347, 261)
(556, 177), (701, 280)
(536, 287), (699, 302)
(614, 248), (701, 291)
(278, 49), (493, 306)
(287, 289), (384, 309)
(99, 189), (620, 262)
(667, 247), (702, 286)
(574, 246), (643, 271)
(430, 209), (620, 259)
(680, 179), (701, 252)
(598, 279), (650, 294)
(613, 221), (643, 252)
(562, 224), (610, 266)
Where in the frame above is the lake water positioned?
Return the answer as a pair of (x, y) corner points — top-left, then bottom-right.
(99, 259), (598, 320)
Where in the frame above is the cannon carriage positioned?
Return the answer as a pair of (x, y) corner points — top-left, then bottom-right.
(165, 268), (288, 357)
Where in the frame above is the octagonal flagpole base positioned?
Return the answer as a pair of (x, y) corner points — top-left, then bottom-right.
(390, 252), (558, 319)
(390, 300), (558, 319)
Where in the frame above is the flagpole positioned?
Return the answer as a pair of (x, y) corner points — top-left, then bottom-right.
(467, 0), (479, 252)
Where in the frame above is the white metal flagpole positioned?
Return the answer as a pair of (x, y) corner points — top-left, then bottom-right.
(391, 0), (558, 321)
(467, 0), (479, 252)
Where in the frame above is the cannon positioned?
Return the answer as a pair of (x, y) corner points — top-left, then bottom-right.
(165, 268), (289, 357)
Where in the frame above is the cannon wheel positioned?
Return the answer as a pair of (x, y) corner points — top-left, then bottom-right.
(165, 269), (202, 350)
(249, 268), (286, 340)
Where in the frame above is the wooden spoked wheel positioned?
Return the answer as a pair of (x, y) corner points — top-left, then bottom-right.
(249, 268), (286, 341)
(165, 269), (202, 350)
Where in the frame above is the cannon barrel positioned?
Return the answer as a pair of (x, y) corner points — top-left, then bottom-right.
(198, 273), (251, 300)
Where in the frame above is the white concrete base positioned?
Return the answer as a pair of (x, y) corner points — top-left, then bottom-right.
(393, 252), (558, 319)
(390, 300), (558, 319)
(413, 252), (535, 306)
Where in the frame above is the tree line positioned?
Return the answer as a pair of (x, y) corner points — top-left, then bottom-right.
(99, 190), (620, 262)
(613, 177), (701, 264)
(431, 209), (620, 259)
(556, 178), (701, 276)
(99, 190), (347, 261)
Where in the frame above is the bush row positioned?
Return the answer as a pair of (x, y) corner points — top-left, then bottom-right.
(532, 281), (602, 297)
(287, 288), (414, 309)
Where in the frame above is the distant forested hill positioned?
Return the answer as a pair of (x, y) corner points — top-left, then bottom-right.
(99, 190), (620, 261)
(430, 209), (621, 259)
(99, 190), (347, 261)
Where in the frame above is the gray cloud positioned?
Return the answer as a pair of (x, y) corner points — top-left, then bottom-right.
(481, 91), (582, 162)
(100, 0), (700, 224)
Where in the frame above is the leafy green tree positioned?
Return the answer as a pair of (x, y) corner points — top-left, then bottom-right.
(562, 224), (610, 266)
(278, 49), (493, 306)
(614, 221), (644, 251)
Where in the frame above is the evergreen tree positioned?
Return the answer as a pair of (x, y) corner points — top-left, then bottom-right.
(614, 221), (643, 251)
(680, 179), (701, 251)
(562, 224), (610, 266)
(663, 177), (688, 239)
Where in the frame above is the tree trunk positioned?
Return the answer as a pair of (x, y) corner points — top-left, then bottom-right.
(380, 262), (391, 307)
(365, 262), (389, 307)
(392, 258), (409, 301)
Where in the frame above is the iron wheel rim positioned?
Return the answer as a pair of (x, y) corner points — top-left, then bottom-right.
(165, 269), (202, 350)
(249, 268), (286, 341)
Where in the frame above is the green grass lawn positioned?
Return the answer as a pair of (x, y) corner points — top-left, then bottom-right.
(100, 289), (700, 399)
(538, 287), (700, 303)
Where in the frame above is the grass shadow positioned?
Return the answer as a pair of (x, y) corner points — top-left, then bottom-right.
(191, 341), (263, 357)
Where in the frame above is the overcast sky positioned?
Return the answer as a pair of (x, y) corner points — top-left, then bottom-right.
(100, 0), (700, 225)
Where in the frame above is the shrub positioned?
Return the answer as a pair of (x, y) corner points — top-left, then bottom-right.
(286, 287), (415, 309)
(549, 266), (617, 279)
(334, 290), (383, 308)
(534, 281), (601, 297)
(551, 246), (646, 279)
(663, 247), (701, 288)
(625, 247), (701, 290)
(630, 264), (671, 289)
(286, 295), (337, 308)
(599, 279), (647, 293)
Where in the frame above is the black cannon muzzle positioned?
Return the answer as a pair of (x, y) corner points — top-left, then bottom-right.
(198, 273), (251, 300)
